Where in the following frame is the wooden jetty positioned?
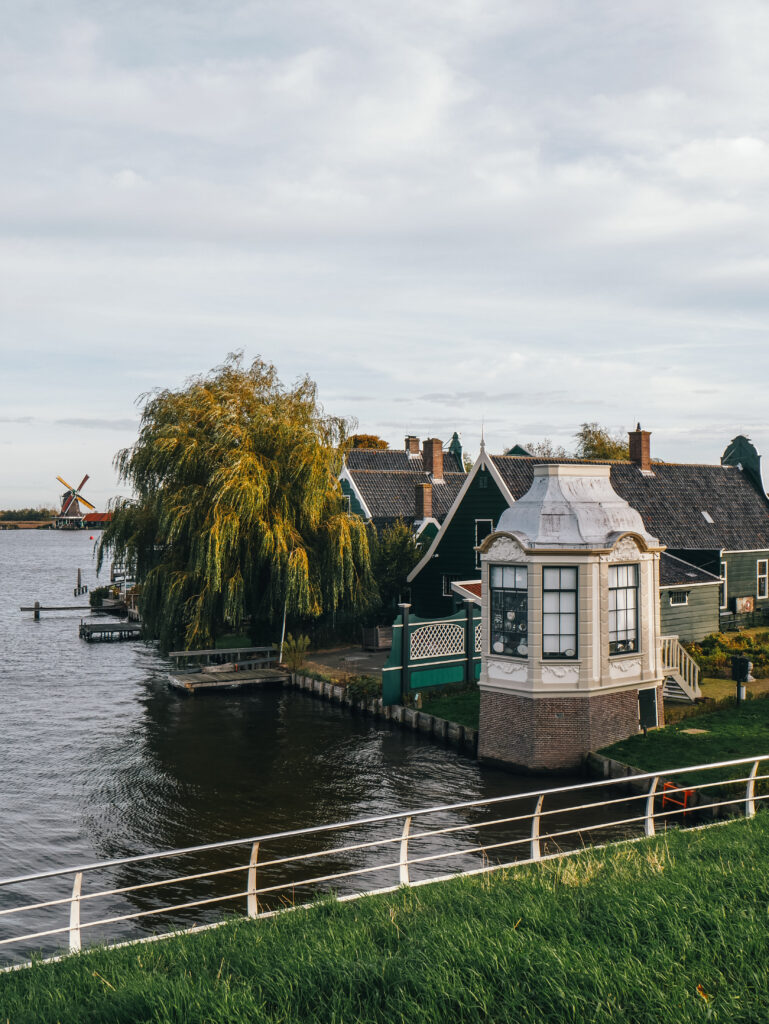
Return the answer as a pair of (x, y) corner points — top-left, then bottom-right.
(79, 621), (142, 642)
(167, 646), (289, 694)
(21, 602), (90, 620)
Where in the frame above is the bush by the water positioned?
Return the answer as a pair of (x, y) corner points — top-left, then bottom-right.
(685, 631), (769, 679)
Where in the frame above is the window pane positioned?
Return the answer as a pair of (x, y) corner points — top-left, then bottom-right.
(543, 592), (559, 613)
(560, 567), (577, 589)
(560, 614), (576, 634)
(502, 566), (514, 588)
(560, 592), (576, 613)
(560, 637), (577, 655)
(491, 566), (503, 587)
(543, 613), (560, 634)
(543, 635), (559, 653)
(515, 567), (528, 589)
(543, 568), (560, 589)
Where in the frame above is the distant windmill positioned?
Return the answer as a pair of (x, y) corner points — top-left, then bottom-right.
(55, 474), (96, 529)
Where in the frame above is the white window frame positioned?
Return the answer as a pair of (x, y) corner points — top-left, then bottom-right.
(474, 519), (493, 569)
(720, 561), (728, 610)
(669, 591), (688, 607)
(442, 574), (459, 598)
(758, 559), (768, 600)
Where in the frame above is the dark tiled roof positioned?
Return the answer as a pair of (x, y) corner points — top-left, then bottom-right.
(349, 470), (466, 525)
(490, 455), (769, 551)
(659, 553), (721, 588)
(346, 448), (464, 473)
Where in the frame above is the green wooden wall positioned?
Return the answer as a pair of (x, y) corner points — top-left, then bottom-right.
(721, 550), (769, 628)
(340, 477), (367, 518)
(660, 585), (720, 641)
(408, 467), (509, 618)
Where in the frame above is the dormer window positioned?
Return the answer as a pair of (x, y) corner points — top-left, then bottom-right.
(609, 564), (639, 654)
(490, 565), (528, 658)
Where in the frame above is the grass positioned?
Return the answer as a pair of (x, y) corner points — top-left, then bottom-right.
(599, 693), (769, 780)
(423, 688), (480, 728)
(3, 815), (769, 1023)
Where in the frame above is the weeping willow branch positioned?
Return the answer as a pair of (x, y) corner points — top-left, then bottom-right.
(98, 353), (377, 650)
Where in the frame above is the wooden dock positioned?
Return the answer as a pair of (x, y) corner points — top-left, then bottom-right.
(79, 621), (142, 642)
(167, 645), (288, 694)
(168, 667), (290, 694)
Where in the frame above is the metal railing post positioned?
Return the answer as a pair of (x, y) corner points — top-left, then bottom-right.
(247, 842), (260, 918)
(69, 872), (83, 952)
(400, 816), (412, 885)
(644, 776), (659, 837)
(746, 760), (760, 819)
(530, 794), (544, 861)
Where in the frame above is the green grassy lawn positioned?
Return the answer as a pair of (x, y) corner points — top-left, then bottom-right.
(3, 815), (769, 1023)
(423, 688), (480, 728)
(600, 695), (769, 780)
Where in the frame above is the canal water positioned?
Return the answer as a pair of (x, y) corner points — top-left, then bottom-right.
(0, 531), (636, 963)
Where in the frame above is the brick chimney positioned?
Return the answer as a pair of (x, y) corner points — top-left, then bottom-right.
(628, 423), (651, 472)
(415, 482), (433, 520)
(405, 435), (420, 456)
(422, 438), (443, 481)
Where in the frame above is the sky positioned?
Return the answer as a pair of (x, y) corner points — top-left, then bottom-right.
(2, 1), (769, 508)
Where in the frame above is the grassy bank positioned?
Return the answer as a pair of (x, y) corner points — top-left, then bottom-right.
(423, 688), (480, 727)
(3, 815), (769, 1023)
(599, 694), (769, 779)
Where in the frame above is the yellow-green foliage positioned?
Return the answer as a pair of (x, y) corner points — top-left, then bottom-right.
(98, 354), (376, 650)
(282, 633), (310, 672)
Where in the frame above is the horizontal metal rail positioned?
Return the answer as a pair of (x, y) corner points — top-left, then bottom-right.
(1, 755), (766, 966)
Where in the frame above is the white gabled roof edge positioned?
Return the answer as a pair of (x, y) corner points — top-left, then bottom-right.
(406, 446), (516, 583)
(339, 463), (374, 521)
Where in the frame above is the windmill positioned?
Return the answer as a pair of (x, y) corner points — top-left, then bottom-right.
(54, 474), (96, 529)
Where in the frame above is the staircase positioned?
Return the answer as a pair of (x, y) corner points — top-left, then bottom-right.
(661, 635), (702, 702)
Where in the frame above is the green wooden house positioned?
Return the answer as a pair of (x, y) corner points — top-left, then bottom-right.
(407, 430), (769, 641)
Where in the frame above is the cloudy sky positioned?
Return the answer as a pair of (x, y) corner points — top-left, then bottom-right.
(2, 1), (769, 507)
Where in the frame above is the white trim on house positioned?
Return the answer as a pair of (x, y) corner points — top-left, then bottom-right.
(339, 464), (374, 521)
(414, 517), (441, 538)
(406, 447), (515, 583)
(659, 581), (721, 590)
(450, 579), (482, 605)
(721, 548), (769, 554)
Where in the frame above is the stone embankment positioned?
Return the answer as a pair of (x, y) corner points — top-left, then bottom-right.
(288, 673), (478, 755)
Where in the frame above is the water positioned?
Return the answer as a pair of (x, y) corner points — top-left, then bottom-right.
(0, 531), (632, 963)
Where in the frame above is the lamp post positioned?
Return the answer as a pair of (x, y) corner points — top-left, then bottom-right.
(731, 655), (753, 704)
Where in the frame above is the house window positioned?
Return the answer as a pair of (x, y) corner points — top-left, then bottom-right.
(442, 574), (460, 598)
(478, 473), (488, 489)
(543, 567), (578, 659)
(489, 565), (528, 658)
(720, 561), (728, 610)
(758, 560), (768, 600)
(475, 519), (493, 568)
(609, 564), (638, 655)
(669, 591), (688, 607)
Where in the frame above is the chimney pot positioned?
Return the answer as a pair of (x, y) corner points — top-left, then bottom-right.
(629, 425), (652, 471)
(415, 482), (433, 520)
(422, 438), (444, 481)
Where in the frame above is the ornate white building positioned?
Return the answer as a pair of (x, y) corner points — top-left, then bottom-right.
(477, 464), (665, 771)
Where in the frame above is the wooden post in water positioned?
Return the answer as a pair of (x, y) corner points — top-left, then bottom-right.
(34, 601), (40, 621)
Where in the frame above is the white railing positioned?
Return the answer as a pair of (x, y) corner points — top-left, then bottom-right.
(0, 755), (766, 968)
(661, 635), (702, 700)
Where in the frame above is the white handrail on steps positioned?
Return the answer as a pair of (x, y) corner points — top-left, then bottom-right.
(661, 635), (701, 700)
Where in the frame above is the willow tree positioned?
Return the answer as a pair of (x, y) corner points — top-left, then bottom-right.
(98, 355), (376, 650)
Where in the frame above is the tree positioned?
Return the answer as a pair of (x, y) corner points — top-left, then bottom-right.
(348, 433), (389, 450)
(369, 520), (422, 617)
(98, 354), (376, 650)
(522, 439), (569, 458)
(573, 422), (629, 461)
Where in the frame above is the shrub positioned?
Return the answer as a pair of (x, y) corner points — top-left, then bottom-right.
(281, 633), (311, 673)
